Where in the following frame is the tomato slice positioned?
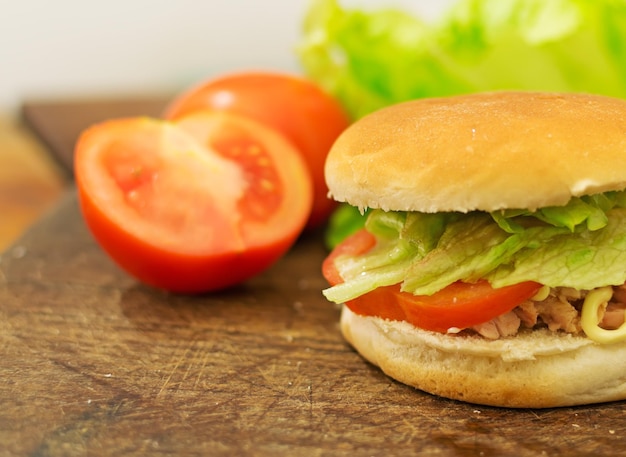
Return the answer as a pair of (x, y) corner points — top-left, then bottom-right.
(323, 229), (542, 333)
(164, 71), (351, 229)
(75, 112), (313, 293)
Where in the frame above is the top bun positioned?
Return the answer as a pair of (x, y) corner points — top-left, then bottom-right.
(325, 91), (626, 213)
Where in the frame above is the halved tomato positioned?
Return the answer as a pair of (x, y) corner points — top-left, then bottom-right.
(323, 229), (542, 332)
(74, 111), (313, 293)
(164, 71), (351, 229)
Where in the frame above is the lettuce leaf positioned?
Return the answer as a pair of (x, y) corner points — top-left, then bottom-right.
(299, 0), (472, 120)
(299, 0), (626, 121)
(324, 192), (626, 303)
(492, 192), (624, 233)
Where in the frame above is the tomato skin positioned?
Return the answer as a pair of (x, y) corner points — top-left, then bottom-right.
(78, 184), (292, 292)
(164, 71), (351, 229)
(323, 229), (542, 333)
(75, 114), (313, 293)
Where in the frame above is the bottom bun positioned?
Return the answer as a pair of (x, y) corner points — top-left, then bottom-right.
(340, 306), (626, 408)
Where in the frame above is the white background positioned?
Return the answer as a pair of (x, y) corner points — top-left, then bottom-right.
(0, 0), (452, 115)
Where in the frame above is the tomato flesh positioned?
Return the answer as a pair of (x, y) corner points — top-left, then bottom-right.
(164, 71), (351, 229)
(323, 230), (542, 333)
(207, 124), (282, 220)
(75, 113), (313, 293)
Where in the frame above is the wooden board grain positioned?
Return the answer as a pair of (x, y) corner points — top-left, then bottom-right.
(3, 99), (626, 456)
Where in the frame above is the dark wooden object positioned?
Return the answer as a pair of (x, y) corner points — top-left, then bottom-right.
(1, 99), (625, 456)
(21, 95), (170, 175)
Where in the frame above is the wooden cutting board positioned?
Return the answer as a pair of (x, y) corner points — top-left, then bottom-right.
(2, 98), (625, 456)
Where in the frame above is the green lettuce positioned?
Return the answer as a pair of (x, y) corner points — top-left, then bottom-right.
(324, 192), (626, 303)
(299, 0), (626, 121)
(324, 204), (370, 250)
(299, 0), (626, 249)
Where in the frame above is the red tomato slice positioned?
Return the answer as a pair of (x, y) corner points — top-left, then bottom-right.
(323, 230), (542, 333)
(75, 112), (313, 293)
(164, 71), (351, 229)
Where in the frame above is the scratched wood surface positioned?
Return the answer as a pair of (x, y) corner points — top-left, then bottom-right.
(1, 99), (625, 456)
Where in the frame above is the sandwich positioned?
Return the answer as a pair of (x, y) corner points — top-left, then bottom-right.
(321, 91), (626, 408)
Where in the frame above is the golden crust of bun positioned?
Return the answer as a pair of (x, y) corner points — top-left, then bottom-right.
(341, 307), (626, 408)
(326, 91), (626, 212)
